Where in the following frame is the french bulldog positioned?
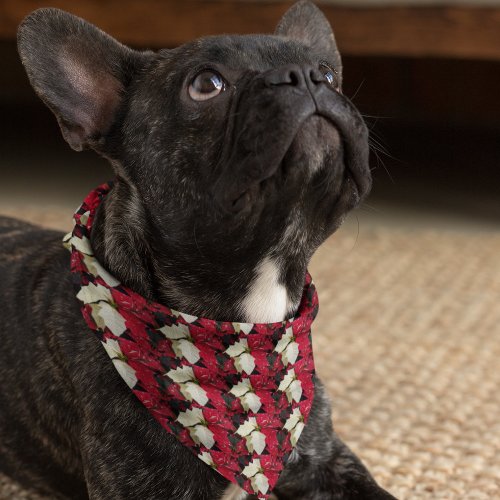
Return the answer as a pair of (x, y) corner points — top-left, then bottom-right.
(0, 1), (396, 499)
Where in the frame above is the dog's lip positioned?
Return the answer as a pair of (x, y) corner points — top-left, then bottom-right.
(279, 108), (371, 201)
(215, 92), (371, 212)
(226, 118), (342, 214)
(303, 84), (371, 200)
(315, 109), (371, 201)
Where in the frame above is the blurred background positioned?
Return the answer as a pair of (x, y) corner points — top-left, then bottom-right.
(0, 1), (499, 499)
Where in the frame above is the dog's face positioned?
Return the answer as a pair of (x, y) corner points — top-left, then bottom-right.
(123, 31), (369, 262)
(18, 2), (370, 316)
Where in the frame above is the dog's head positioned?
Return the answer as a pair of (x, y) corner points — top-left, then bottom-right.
(18, 1), (371, 320)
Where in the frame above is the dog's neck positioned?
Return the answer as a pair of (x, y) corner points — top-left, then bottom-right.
(90, 182), (308, 323)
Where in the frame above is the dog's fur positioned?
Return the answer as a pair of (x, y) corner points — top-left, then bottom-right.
(0, 2), (396, 498)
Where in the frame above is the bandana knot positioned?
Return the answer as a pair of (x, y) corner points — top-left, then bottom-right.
(65, 183), (318, 499)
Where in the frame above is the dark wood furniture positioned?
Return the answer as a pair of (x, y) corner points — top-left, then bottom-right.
(1, 0), (500, 60)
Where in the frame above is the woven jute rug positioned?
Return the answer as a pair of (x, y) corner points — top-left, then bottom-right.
(1, 206), (499, 499)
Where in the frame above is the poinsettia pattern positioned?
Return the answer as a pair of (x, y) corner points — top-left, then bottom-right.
(177, 407), (215, 449)
(66, 183), (319, 500)
(230, 378), (262, 413)
(160, 323), (201, 364)
(101, 338), (138, 389)
(236, 417), (267, 455)
(225, 338), (256, 374)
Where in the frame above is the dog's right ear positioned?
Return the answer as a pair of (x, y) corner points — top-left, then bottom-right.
(276, 1), (342, 88)
(17, 8), (149, 152)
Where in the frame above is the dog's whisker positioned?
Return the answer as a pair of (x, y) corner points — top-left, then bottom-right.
(349, 78), (365, 102)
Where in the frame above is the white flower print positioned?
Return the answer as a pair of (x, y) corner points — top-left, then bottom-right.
(236, 417), (267, 455)
(79, 210), (90, 227)
(173, 338), (200, 364)
(177, 407), (204, 427)
(160, 323), (190, 340)
(177, 408), (215, 449)
(252, 473), (270, 496)
(179, 312), (198, 323)
(278, 368), (303, 403)
(166, 365), (196, 383)
(230, 379), (262, 413)
(77, 282), (113, 305)
(101, 339), (137, 388)
(284, 408), (306, 447)
(90, 302), (127, 336)
(232, 322), (253, 335)
(191, 425), (216, 449)
(159, 323), (200, 364)
(198, 451), (215, 468)
(82, 253), (121, 287)
(71, 234), (93, 255)
(167, 366), (208, 406)
(225, 339), (255, 375)
(62, 232), (72, 251)
(274, 327), (299, 366)
(225, 339), (247, 357)
(241, 459), (269, 494)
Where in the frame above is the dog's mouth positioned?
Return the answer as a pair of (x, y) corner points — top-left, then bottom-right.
(221, 109), (370, 215)
(212, 81), (371, 216)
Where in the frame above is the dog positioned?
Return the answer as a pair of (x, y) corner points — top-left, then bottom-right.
(0, 2), (396, 499)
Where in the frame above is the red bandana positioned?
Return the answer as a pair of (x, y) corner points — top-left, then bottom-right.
(64, 183), (318, 498)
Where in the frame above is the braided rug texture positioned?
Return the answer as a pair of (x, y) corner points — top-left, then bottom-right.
(0, 207), (499, 499)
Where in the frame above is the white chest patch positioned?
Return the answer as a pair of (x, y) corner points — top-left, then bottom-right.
(240, 256), (292, 323)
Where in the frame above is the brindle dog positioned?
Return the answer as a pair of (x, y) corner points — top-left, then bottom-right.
(0, 2), (396, 499)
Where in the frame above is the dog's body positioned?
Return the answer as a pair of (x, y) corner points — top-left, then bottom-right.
(0, 223), (376, 499)
(0, 2), (395, 498)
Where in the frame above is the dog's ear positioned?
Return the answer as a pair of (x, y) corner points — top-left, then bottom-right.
(17, 8), (147, 152)
(275, 1), (342, 87)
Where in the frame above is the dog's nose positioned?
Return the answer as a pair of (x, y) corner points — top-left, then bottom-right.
(264, 64), (326, 90)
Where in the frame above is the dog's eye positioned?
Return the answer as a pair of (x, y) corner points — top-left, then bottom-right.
(319, 63), (339, 90)
(189, 70), (226, 101)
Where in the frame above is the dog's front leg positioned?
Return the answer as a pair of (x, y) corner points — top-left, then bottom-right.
(76, 378), (229, 500)
(271, 379), (397, 500)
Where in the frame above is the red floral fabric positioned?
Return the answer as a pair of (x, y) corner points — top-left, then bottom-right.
(64, 183), (318, 499)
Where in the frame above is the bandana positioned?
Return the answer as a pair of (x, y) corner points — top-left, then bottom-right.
(64, 183), (318, 499)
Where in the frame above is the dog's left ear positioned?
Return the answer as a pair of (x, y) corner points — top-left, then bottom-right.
(275, 1), (342, 87)
(17, 8), (150, 152)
